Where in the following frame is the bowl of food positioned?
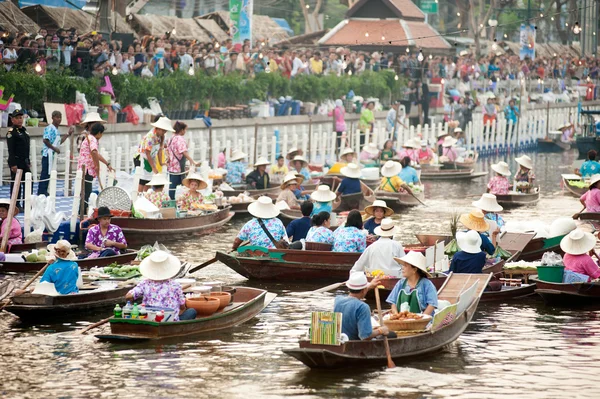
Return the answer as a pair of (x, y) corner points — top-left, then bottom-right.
(382, 311), (432, 331)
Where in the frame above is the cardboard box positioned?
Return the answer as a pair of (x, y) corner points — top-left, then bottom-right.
(160, 207), (176, 219)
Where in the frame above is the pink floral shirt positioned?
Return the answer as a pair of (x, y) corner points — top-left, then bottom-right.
(77, 134), (99, 177)
(488, 176), (510, 195)
(442, 147), (458, 162)
(177, 190), (203, 211)
(129, 279), (186, 321)
(1, 218), (22, 245)
(563, 253), (600, 282)
(167, 135), (188, 173)
(145, 190), (171, 208)
(581, 189), (600, 213)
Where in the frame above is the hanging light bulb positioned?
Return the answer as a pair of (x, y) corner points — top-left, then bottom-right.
(394, 75), (399, 81)
(406, 48), (410, 53)
(480, 24), (484, 28)
(565, 22), (569, 27)
(551, 17), (554, 21)
(306, 4), (310, 8)
(112, 64), (118, 75)
(441, 78), (445, 85)
(261, 41), (265, 47)
(537, 78), (542, 84)
(573, 22), (581, 35)
(553, 53), (557, 57)
(540, 13), (543, 17)
(381, 35), (385, 41)
(34, 63), (42, 73)
(259, 53), (263, 59)
(417, 50), (424, 62)
(348, 70), (353, 76)
(491, 39), (498, 51)
(504, 34), (508, 38)
(188, 65), (195, 76)
(457, 12), (460, 16)
(365, 32), (369, 37)
(172, 28), (177, 35)
(429, 54), (433, 59)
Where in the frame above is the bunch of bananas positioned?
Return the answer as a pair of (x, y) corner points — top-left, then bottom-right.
(368, 269), (386, 278)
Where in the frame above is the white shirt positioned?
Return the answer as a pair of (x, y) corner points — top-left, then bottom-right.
(3, 48), (17, 71)
(63, 45), (73, 66)
(386, 108), (397, 132)
(351, 237), (406, 277)
(291, 57), (304, 76)
(179, 53), (194, 72)
(121, 59), (131, 73)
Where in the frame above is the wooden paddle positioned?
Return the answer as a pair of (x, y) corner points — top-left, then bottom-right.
(573, 206), (586, 219)
(0, 263), (50, 311)
(290, 281), (347, 297)
(406, 189), (427, 207)
(0, 169), (23, 253)
(374, 286), (395, 368)
(187, 258), (218, 274)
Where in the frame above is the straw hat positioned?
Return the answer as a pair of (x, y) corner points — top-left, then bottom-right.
(558, 122), (571, 130)
(453, 127), (463, 133)
(403, 138), (420, 149)
(374, 218), (400, 237)
(442, 136), (458, 147)
(47, 239), (77, 261)
(380, 160), (402, 177)
(292, 155), (308, 168)
(456, 230), (483, 254)
(472, 193), (503, 213)
(286, 148), (301, 160)
(151, 116), (175, 133)
(80, 112), (105, 126)
(311, 185), (336, 202)
(340, 147), (356, 158)
(362, 142), (379, 155)
(346, 272), (369, 290)
(420, 139), (428, 147)
(548, 217), (577, 238)
(394, 251), (431, 278)
(139, 250), (181, 281)
(560, 229), (597, 255)
(515, 155), (533, 170)
(340, 163), (362, 179)
(253, 157), (270, 167)
(281, 172), (302, 189)
(491, 161), (511, 177)
(459, 209), (490, 232)
(588, 174), (600, 189)
(248, 196), (280, 219)
(230, 149), (247, 161)
(145, 173), (171, 187)
(364, 200), (394, 217)
(182, 171), (208, 189)
(438, 130), (450, 138)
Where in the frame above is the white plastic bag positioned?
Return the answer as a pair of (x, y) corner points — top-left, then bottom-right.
(541, 252), (563, 266)
(133, 195), (160, 218)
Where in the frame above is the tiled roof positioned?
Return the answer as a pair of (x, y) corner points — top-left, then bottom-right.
(347, 0), (425, 21)
(389, 0), (426, 20)
(405, 20), (451, 49)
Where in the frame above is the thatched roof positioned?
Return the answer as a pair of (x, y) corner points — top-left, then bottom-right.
(21, 5), (136, 35)
(194, 18), (228, 43)
(276, 29), (329, 47)
(0, 1), (39, 34)
(199, 11), (290, 44)
(131, 14), (210, 41)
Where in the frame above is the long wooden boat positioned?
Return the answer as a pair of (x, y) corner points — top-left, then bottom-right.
(0, 249), (139, 274)
(420, 169), (487, 181)
(110, 207), (234, 245)
(495, 187), (540, 207)
(577, 212), (600, 222)
(283, 273), (491, 368)
(0, 279), (15, 301)
(561, 174), (587, 197)
(221, 184), (281, 197)
(537, 137), (571, 152)
(531, 276), (600, 306)
(228, 201), (254, 215)
(479, 282), (537, 302)
(96, 287), (276, 341)
(278, 209), (304, 226)
(374, 188), (425, 207)
(7, 242), (48, 253)
(3, 284), (133, 319)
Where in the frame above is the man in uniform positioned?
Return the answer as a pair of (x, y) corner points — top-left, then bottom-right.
(6, 109), (31, 209)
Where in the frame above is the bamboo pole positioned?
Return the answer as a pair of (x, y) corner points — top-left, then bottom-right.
(0, 169), (23, 253)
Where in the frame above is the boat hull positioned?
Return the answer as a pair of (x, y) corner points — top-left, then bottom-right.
(0, 250), (138, 273)
(532, 277), (600, 306)
(537, 138), (570, 152)
(495, 188), (540, 207)
(374, 189), (425, 207)
(420, 170), (487, 181)
(479, 283), (537, 302)
(562, 176), (587, 197)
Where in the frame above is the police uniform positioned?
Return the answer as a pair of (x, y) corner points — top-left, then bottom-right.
(6, 110), (31, 206)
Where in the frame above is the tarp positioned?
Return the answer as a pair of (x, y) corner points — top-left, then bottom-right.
(19, 0), (87, 10)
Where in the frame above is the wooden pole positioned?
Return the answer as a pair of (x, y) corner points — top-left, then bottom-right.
(0, 169), (23, 253)
(253, 122), (259, 164)
(208, 127), (213, 168)
(374, 287), (395, 369)
(308, 116), (312, 164)
(78, 166), (86, 245)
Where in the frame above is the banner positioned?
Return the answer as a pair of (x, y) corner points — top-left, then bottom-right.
(229, 0), (253, 45)
(519, 23), (536, 60)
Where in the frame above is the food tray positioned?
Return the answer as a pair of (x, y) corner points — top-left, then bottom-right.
(383, 314), (432, 331)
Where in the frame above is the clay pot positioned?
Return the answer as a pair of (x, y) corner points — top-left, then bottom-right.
(185, 296), (220, 317)
(210, 292), (231, 310)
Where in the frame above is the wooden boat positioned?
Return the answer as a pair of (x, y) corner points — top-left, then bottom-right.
(221, 184), (281, 197)
(96, 287), (276, 341)
(495, 187), (540, 207)
(228, 201), (254, 215)
(479, 283), (537, 302)
(561, 174), (587, 197)
(4, 284), (133, 319)
(531, 276), (600, 306)
(278, 209), (304, 226)
(7, 242), (48, 253)
(0, 279), (15, 301)
(283, 273), (491, 368)
(576, 212), (600, 222)
(415, 234), (452, 246)
(441, 152), (478, 170)
(420, 169), (487, 181)
(537, 137), (571, 152)
(110, 207), (234, 245)
(0, 249), (138, 274)
(374, 187), (425, 207)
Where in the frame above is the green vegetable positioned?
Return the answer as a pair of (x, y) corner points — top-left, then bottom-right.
(492, 245), (513, 260)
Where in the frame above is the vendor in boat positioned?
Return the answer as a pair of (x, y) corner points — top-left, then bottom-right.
(305, 211), (335, 245)
(0, 199), (23, 245)
(84, 206), (128, 258)
(487, 161), (511, 196)
(363, 200), (394, 236)
(270, 155), (288, 184)
(514, 155), (535, 193)
(579, 150), (600, 177)
(352, 218), (405, 277)
(378, 161), (414, 196)
(380, 140), (395, 162)
(334, 272), (392, 340)
(398, 156), (420, 185)
(558, 122), (575, 142)
(335, 163), (363, 197)
(472, 193), (505, 231)
(441, 136), (459, 163)
(459, 209), (496, 255)
(277, 173), (302, 210)
(386, 251), (438, 316)
(144, 173), (171, 208)
(310, 185), (337, 216)
(397, 138), (419, 164)
(133, 116), (172, 193)
(449, 230), (486, 273)
(233, 196), (288, 250)
(333, 210), (366, 252)
(327, 147), (357, 175)
(359, 143), (380, 165)
(225, 150), (247, 185)
(36, 241), (81, 295)
(436, 130), (450, 156)
(246, 157), (271, 190)
(580, 174), (600, 213)
(177, 171), (208, 212)
(417, 140), (435, 164)
(560, 229), (600, 282)
(126, 250), (197, 321)
(291, 155), (311, 182)
(287, 201), (313, 242)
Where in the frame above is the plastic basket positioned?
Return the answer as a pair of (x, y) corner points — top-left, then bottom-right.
(537, 265), (565, 283)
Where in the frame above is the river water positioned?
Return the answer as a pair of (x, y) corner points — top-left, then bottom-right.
(2, 150), (600, 399)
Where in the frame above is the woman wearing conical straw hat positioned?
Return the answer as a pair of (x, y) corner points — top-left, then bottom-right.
(327, 147), (357, 175)
(378, 160), (415, 196)
(176, 171), (208, 212)
(459, 209), (496, 255)
(514, 155), (535, 193)
(277, 172), (302, 210)
(487, 161), (511, 196)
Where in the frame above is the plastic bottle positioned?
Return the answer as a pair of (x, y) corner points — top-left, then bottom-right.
(155, 310), (165, 322)
(122, 301), (132, 319)
(131, 303), (139, 319)
(114, 304), (122, 318)
(139, 304), (147, 320)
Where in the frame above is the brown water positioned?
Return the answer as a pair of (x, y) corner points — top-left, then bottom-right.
(2, 150), (600, 399)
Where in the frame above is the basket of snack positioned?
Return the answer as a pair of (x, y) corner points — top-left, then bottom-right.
(382, 311), (432, 331)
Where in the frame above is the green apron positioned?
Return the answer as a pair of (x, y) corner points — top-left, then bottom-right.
(396, 278), (422, 313)
(382, 177), (398, 193)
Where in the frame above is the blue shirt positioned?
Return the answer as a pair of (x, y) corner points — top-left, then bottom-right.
(311, 201), (332, 216)
(504, 105), (519, 124)
(237, 217), (288, 249)
(286, 216), (311, 241)
(333, 296), (372, 340)
(386, 278), (438, 315)
(479, 232), (495, 255)
(337, 177), (362, 195)
(42, 124), (59, 157)
(333, 226), (366, 252)
(363, 218), (380, 235)
(40, 258), (80, 295)
(226, 161), (246, 184)
(449, 251), (487, 274)
(484, 213), (505, 229)
(580, 160), (600, 177)
(399, 166), (419, 184)
(298, 168), (311, 181)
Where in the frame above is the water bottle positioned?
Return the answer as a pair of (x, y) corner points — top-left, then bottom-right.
(131, 303), (139, 319)
(122, 301), (132, 319)
(139, 304), (147, 320)
(113, 304), (122, 318)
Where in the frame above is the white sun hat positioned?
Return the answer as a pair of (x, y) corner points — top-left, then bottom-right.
(491, 161), (511, 177)
(340, 163), (362, 178)
(281, 172), (302, 189)
(438, 129), (450, 138)
(248, 196), (280, 219)
(151, 116), (175, 132)
(472, 193), (503, 213)
(394, 251), (431, 278)
(442, 136), (458, 147)
(145, 173), (171, 187)
(374, 218), (400, 237)
(453, 127), (463, 133)
(362, 142), (379, 155)
(47, 239), (77, 261)
(80, 112), (105, 126)
(340, 147), (357, 158)
(548, 217), (577, 238)
(286, 147), (301, 160)
(139, 250), (182, 281)
(182, 171), (208, 189)
(456, 230), (483, 254)
(403, 138), (420, 149)
(364, 199), (394, 217)
(311, 185), (337, 202)
(515, 155), (533, 170)
(380, 160), (402, 177)
(346, 272), (369, 290)
(230, 149), (247, 161)
(292, 155), (309, 168)
(253, 157), (271, 167)
(588, 174), (600, 188)
(560, 229), (597, 255)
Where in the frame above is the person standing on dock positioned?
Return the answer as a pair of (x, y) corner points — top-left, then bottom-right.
(6, 109), (30, 209)
(38, 111), (74, 196)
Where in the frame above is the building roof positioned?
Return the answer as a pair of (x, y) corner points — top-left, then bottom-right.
(347, 0), (425, 21)
(194, 18), (228, 43)
(404, 20), (451, 49)
(199, 11), (290, 44)
(131, 14), (211, 41)
(0, 1), (40, 34)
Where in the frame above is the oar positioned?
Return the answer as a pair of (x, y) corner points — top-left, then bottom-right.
(374, 287), (395, 369)
(188, 258), (218, 274)
(0, 263), (50, 311)
(406, 189), (427, 207)
(573, 206), (586, 219)
(291, 281), (347, 297)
